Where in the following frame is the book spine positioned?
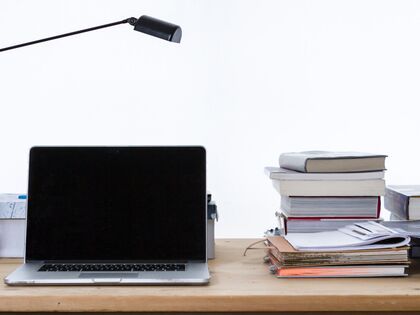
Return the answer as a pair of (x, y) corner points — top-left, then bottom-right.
(272, 179), (385, 196)
(384, 188), (409, 220)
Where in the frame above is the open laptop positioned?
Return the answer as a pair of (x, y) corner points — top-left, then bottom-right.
(5, 146), (210, 285)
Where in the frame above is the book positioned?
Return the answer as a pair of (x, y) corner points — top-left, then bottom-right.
(265, 167), (385, 181)
(271, 179), (385, 196)
(280, 196), (381, 218)
(277, 212), (383, 233)
(385, 185), (420, 220)
(284, 221), (410, 252)
(279, 151), (387, 173)
(267, 254), (408, 278)
(265, 236), (409, 278)
(266, 236), (409, 266)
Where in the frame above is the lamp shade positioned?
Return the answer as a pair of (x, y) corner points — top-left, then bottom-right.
(134, 15), (182, 43)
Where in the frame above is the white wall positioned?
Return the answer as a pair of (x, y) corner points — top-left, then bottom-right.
(1, 0), (420, 237)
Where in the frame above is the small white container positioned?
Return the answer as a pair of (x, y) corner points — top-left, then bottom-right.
(0, 220), (25, 258)
(0, 194), (26, 258)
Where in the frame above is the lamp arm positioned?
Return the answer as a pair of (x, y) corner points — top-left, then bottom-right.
(0, 17), (138, 53)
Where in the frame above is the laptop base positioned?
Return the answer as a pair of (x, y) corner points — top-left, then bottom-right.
(5, 261), (210, 285)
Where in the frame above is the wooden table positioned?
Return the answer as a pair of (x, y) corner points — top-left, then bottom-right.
(1, 239), (420, 313)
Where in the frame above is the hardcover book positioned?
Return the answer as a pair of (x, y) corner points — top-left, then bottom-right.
(279, 151), (387, 173)
(265, 167), (385, 181)
(271, 179), (385, 196)
(385, 185), (420, 220)
(277, 212), (382, 234)
(280, 196), (381, 218)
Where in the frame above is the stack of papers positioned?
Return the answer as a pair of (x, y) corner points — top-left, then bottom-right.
(285, 221), (410, 251)
(265, 222), (410, 278)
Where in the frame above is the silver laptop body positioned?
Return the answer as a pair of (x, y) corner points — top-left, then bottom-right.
(5, 146), (210, 285)
(5, 261), (210, 285)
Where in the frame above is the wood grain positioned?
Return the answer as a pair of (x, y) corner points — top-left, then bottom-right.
(1, 239), (420, 312)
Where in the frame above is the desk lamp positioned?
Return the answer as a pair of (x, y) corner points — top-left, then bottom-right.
(0, 15), (182, 52)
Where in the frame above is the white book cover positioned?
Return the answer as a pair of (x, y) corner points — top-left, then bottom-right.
(387, 185), (420, 197)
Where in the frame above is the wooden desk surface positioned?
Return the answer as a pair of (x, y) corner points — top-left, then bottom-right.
(1, 239), (420, 313)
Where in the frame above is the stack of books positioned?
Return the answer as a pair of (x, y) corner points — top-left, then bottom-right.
(265, 151), (387, 233)
(385, 185), (420, 258)
(265, 221), (410, 278)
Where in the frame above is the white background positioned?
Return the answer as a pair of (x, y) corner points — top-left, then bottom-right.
(1, 0), (419, 238)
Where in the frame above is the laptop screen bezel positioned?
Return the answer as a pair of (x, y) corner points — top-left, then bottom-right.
(24, 146), (207, 263)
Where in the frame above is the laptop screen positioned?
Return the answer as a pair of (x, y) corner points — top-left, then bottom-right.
(25, 147), (206, 262)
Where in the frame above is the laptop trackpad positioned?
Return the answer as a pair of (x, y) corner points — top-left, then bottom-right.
(79, 273), (139, 278)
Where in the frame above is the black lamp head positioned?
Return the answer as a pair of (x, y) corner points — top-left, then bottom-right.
(130, 15), (182, 43)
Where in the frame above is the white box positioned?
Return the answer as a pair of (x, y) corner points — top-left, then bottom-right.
(0, 194), (26, 258)
(0, 220), (25, 258)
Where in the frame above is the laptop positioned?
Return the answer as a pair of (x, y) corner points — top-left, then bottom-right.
(5, 146), (210, 285)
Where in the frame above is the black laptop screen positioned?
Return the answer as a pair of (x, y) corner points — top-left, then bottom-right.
(25, 147), (206, 262)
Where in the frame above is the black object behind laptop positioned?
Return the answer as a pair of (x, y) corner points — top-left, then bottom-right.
(5, 146), (210, 285)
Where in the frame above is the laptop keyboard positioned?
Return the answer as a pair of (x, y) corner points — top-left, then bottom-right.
(38, 263), (186, 272)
